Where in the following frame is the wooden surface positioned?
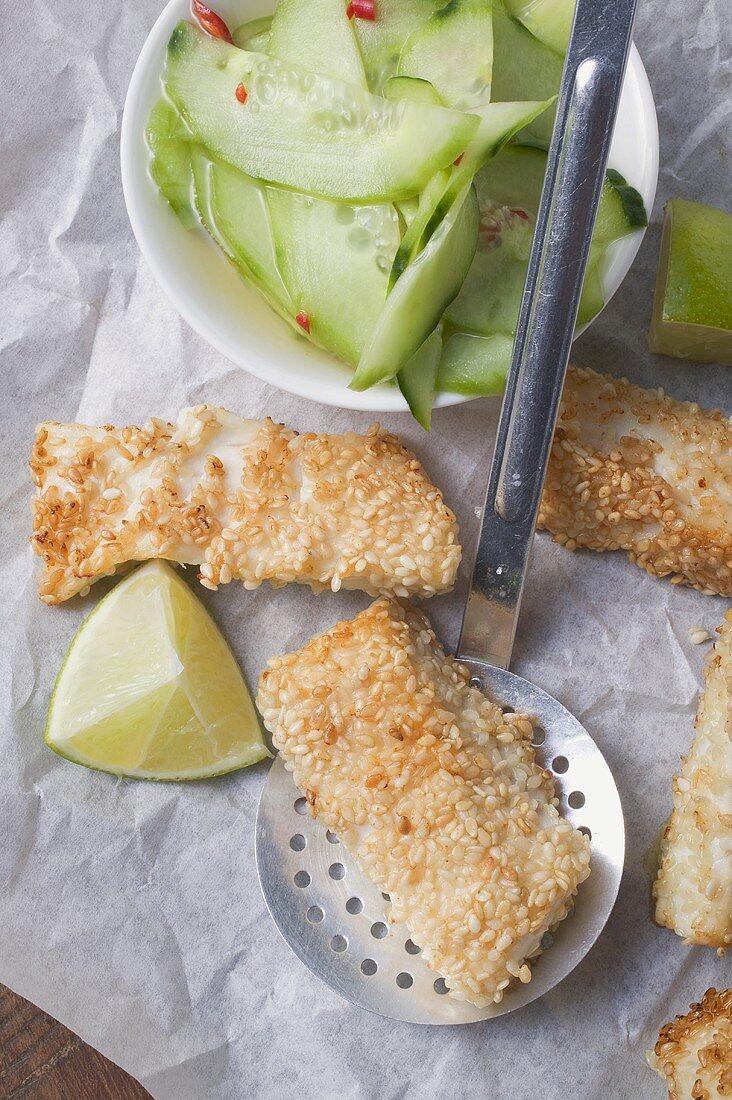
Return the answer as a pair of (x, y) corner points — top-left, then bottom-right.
(0, 984), (151, 1100)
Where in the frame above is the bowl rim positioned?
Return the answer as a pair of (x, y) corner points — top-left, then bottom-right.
(121, 0), (659, 413)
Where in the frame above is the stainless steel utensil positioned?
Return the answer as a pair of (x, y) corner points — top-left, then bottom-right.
(256, 0), (636, 1023)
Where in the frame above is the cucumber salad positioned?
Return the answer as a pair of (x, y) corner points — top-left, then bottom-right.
(147, 0), (647, 427)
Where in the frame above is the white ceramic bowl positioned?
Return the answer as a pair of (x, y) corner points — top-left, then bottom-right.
(121, 0), (659, 412)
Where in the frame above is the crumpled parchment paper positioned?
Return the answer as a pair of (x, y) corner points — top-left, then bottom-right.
(1, 2), (731, 1097)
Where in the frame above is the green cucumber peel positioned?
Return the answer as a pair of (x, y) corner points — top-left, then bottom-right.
(351, 182), (479, 390)
(397, 328), (443, 429)
(389, 101), (552, 293)
(389, 169), (450, 290)
(602, 169), (648, 233)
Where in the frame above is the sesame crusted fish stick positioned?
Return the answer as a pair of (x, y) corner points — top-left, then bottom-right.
(30, 408), (460, 604)
(256, 599), (591, 1007)
(647, 988), (732, 1099)
(539, 366), (732, 597)
(653, 611), (732, 950)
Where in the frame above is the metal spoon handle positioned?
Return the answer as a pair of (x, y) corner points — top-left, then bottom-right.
(456, 0), (639, 670)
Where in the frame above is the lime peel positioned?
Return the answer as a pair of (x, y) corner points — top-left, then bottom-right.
(649, 198), (732, 366)
(45, 561), (271, 780)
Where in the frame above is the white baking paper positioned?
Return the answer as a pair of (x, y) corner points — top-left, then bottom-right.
(1, 2), (731, 1097)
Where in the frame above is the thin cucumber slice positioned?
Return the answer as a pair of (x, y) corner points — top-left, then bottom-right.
(265, 0), (393, 363)
(479, 147), (647, 242)
(247, 29), (271, 51)
(390, 100), (550, 291)
(191, 151), (295, 322)
(389, 169), (450, 289)
(383, 75), (444, 105)
(190, 150), (230, 253)
(490, 3), (562, 146)
(576, 251), (604, 326)
(594, 168), (648, 243)
(232, 15), (273, 49)
(164, 21), (477, 202)
(462, 99), (553, 173)
(446, 206), (533, 334)
(268, 190), (398, 363)
(269, 0), (367, 86)
(146, 98), (195, 228)
(209, 163), (293, 307)
(396, 197), (419, 230)
(448, 145), (647, 344)
(475, 142), (546, 209)
(436, 331), (513, 394)
(351, 183), (479, 390)
(504, 0), (573, 54)
(445, 97), (554, 205)
(398, 0), (493, 110)
(352, 0), (444, 92)
(397, 328), (443, 429)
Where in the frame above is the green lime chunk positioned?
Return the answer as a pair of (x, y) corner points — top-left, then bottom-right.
(45, 562), (270, 781)
(649, 198), (732, 365)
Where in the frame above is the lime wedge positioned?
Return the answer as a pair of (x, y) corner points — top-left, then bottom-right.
(649, 198), (732, 365)
(45, 562), (270, 780)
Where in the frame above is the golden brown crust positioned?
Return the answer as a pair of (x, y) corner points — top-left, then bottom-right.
(653, 611), (732, 948)
(257, 598), (591, 1007)
(539, 366), (732, 597)
(30, 408), (460, 604)
(649, 988), (732, 1099)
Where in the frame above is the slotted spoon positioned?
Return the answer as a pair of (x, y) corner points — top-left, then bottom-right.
(256, 0), (635, 1023)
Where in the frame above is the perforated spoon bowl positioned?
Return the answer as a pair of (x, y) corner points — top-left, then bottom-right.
(256, 0), (636, 1022)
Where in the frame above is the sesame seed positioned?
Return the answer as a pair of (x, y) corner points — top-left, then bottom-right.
(653, 611), (732, 949)
(30, 414), (461, 604)
(538, 366), (732, 599)
(257, 599), (591, 1008)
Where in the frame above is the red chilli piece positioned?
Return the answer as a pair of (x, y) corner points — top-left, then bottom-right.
(453, 153), (465, 166)
(235, 83), (248, 104)
(511, 207), (530, 221)
(192, 0), (234, 43)
(347, 0), (375, 19)
(295, 311), (311, 334)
